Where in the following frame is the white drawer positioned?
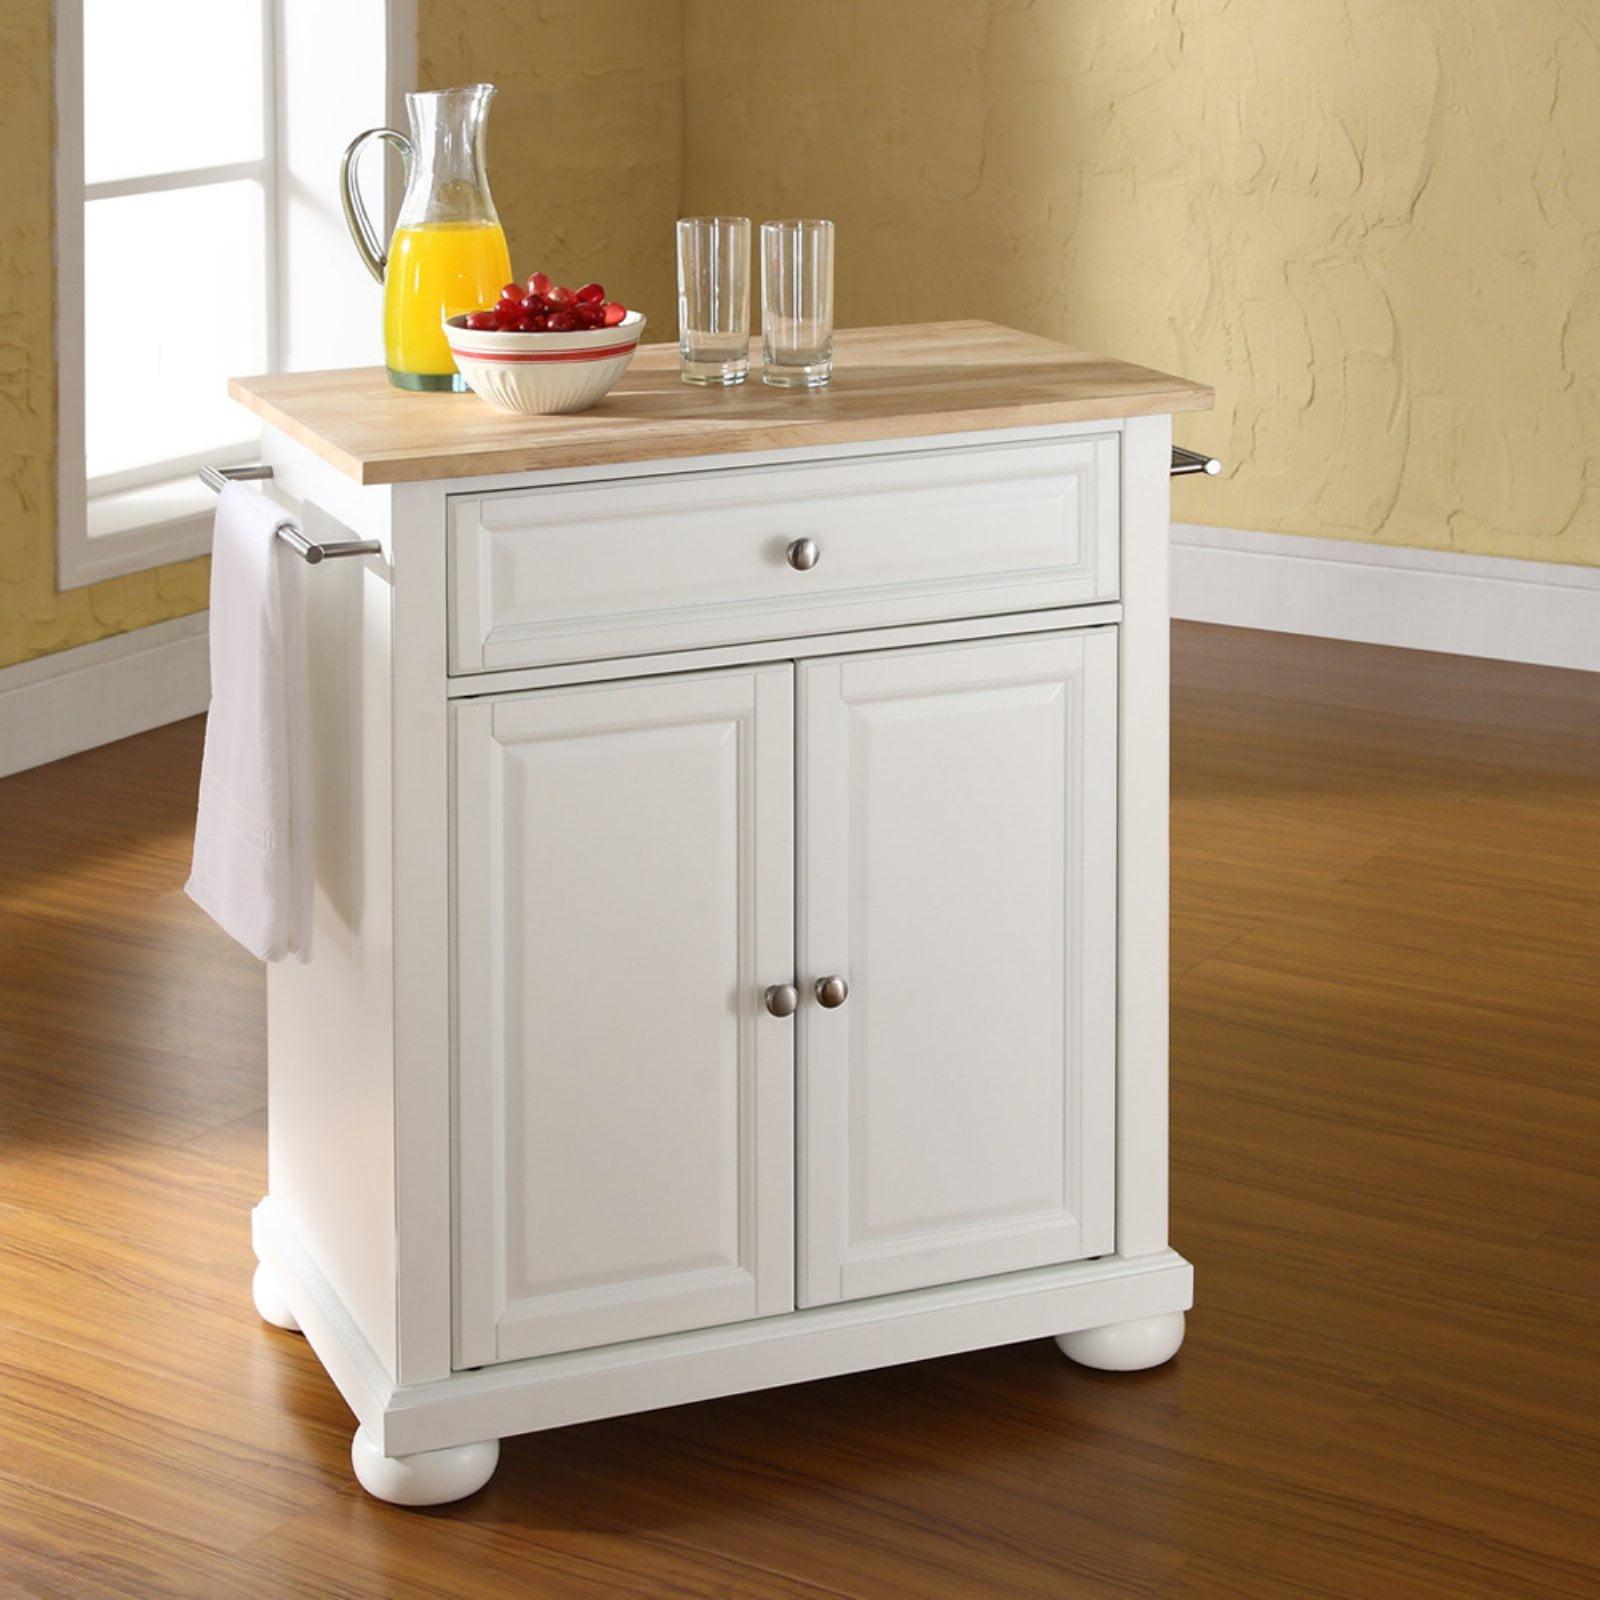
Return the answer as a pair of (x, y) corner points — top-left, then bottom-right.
(448, 435), (1120, 674)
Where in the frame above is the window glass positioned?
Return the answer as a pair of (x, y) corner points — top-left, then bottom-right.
(84, 181), (267, 481)
(83, 0), (265, 185)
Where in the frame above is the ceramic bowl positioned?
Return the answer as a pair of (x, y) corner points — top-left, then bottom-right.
(442, 311), (647, 415)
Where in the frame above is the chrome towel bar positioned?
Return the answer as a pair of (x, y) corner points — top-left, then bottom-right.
(198, 465), (384, 565)
(203, 449), (1214, 563)
(1171, 446), (1222, 477)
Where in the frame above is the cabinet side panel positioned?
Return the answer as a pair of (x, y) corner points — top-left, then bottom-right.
(1116, 412), (1173, 1258)
(390, 483), (457, 1384)
(264, 452), (398, 1378)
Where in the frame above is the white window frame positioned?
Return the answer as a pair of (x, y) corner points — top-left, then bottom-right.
(54, 0), (414, 590)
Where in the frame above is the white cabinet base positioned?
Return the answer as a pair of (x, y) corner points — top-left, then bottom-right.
(351, 1428), (500, 1507)
(253, 1196), (1192, 1475)
(1054, 1311), (1186, 1371)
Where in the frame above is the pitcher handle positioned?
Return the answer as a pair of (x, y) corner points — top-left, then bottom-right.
(340, 127), (413, 284)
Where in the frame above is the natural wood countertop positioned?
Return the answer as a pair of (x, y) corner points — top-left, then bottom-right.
(228, 320), (1212, 486)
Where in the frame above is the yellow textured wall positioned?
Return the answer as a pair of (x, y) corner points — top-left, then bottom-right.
(419, 0), (683, 331)
(8, 1), (1596, 675)
(684, 0), (1600, 566)
(0, 0), (210, 671)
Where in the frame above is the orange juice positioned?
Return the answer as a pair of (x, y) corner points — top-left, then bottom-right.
(383, 220), (512, 389)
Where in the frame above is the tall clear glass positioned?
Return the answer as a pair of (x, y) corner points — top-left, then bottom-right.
(341, 85), (512, 392)
(761, 219), (835, 388)
(676, 216), (752, 385)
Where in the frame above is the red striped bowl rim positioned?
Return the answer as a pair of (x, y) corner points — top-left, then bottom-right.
(450, 339), (639, 365)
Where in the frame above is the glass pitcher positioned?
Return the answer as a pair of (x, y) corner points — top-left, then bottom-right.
(341, 84), (512, 392)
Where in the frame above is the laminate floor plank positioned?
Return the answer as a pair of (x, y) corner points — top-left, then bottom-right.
(1501, 1199), (1600, 1305)
(0, 626), (1595, 1598)
(1174, 939), (1600, 1090)
(1171, 682), (1600, 780)
(1170, 908), (1254, 975)
(1228, 844), (1600, 979)
(1171, 624), (1600, 735)
(604, 1376), (1190, 1597)
(0, 1476), (332, 1600)
(0, 1135), (266, 1270)
(1176, 1015), (1600, 1180)
(233, 1492), (862, 1600)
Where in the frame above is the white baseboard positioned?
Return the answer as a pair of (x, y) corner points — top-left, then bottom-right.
(1171, 523), (1600, 673)
(0, 612), (210, 779)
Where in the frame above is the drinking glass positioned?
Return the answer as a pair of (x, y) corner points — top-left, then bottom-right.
(676, 216), (752, 385)
(761, 219), (835, 388)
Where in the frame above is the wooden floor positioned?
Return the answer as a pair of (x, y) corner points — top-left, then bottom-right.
(1, 622), (1597, 1599)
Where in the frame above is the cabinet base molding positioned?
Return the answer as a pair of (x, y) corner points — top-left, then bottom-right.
(350, 1428), (500, 1506)
(1054, 1310), (1186, 1371)
(252, 1199), (1193, 1463)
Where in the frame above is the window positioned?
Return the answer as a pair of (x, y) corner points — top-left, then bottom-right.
(56, 0), (408, 588)
(56, 0), (276, 585)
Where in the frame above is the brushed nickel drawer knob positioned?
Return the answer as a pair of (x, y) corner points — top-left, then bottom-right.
(786, 537), (820, 571)
(814, 974), (849, 1009)
(764, 983), (799, 1018)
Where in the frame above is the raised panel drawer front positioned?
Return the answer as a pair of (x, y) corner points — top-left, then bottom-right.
(453, 665), (795, 1365)
(448, 434), (1120, 673)
(797, 629), (1118, 1306)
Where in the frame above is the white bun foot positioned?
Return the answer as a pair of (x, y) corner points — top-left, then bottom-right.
(251, 1261), (301, 1333)
(1055, 1311), (1185, 1371)
(351, 1428), (500, 1506)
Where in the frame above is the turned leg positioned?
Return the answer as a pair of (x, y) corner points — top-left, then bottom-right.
(351, 1428), (500, 1506)
(1055, 1311), (1185, 1371)
(251, 1261), (302, 1333)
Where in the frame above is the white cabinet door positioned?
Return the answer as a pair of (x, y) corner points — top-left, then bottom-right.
(798, 630), (1117, 1307)
(454, 665), (795, 1365)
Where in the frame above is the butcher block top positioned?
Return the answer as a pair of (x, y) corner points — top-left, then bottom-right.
(228, 320), (1213, 486)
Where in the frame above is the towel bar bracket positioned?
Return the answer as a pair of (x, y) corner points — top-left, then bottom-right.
(199, 464), (384, 565)
(1171, 445), (1222, 478)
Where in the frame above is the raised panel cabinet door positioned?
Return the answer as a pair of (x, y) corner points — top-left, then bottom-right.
(453, 665), (795, 1366)
(798, 630), (1117, 1307)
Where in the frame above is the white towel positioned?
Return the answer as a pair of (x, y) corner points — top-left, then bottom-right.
(186, 481), (314, 962)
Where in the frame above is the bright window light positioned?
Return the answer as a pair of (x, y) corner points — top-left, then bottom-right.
(84, 182), (267, 483)
(77, 0), (274, 499)
(83, 0), (265, 185)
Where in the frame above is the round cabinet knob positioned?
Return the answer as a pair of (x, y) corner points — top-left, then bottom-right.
(764, 983), (799, 1018)
(786, 537), (820, 572)
(814, 974), (849, 1009)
